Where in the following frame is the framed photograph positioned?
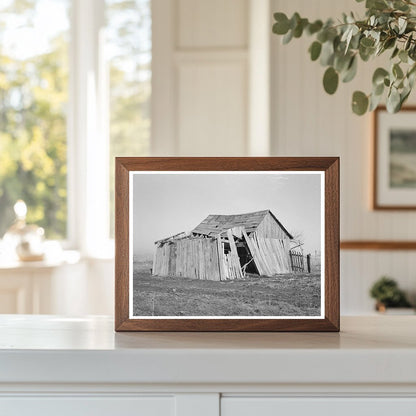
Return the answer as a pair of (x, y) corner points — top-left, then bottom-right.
(115, 157), (339, 332)
(374, 106), (416, 209)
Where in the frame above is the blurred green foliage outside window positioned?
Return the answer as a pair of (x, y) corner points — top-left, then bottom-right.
(0, 0), (151, 240)
(0, 0), (69, 238)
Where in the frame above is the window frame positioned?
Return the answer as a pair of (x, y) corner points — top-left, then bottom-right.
(67, 0), (112, 257)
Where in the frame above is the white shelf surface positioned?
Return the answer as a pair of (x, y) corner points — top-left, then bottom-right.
(0, 315), (415, 387)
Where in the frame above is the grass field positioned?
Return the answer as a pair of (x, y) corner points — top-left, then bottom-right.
(133, 262), (321, 317)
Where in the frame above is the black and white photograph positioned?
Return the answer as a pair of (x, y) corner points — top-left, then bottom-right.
(130, 171), (324, 319)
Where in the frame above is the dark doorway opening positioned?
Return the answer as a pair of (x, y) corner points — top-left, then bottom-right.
(236, 243), (259, 274)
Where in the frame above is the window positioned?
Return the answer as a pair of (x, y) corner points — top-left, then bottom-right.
(0, 0), (70, 239)
(0, 0), (151, 252)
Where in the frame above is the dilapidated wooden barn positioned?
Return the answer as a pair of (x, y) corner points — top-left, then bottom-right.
(152, 210), (295, 281)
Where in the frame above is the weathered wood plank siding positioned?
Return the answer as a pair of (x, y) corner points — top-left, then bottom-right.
(241, 228), (267, 275)
(152, 242), (171, 276)
(216, 235), (225, 280)
(226, 229), (243, 280)
(153, 237), (221, 281)
(168, 244), (176, 275)
(256, 212), (291, 240)
(250, 231), (291, 275)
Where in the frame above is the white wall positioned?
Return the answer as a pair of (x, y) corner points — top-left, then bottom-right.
(152, 0), (256, 156)
(271, 0), (416, 313)
(39, 0), (416, 317)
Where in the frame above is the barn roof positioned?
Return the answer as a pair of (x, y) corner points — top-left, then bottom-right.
(191, 210), (293, 239)
(155, 231), (188, 244)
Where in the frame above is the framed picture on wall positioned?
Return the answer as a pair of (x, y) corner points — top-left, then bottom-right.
(374, 106), (416, 209)
(115, 157), (339, 332)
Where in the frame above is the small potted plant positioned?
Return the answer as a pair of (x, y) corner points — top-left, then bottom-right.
(370, 276), (413, 313)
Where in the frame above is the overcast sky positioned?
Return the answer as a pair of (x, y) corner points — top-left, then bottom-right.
(132, 172), (322, 259)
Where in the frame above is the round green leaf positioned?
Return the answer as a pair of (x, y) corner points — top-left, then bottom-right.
(384, 37), (396, 50)
(393, 63), (404, 79)
(317, 30), (328, 43)
(393, 0), (410, 11)
(367, 0), (388, 11)
(309, 41), (322, 61)
(293, 23), (302, 38)
(359, 44), (374, 62)
(373, 82), (384, 96)
(399, 50), (408, 63)
(387, 88), (401, 113)
(398, 16), (407, 34)
(334, 52), (352, 73)
(400, 88), (411, 107)
(282, 29), (293, 44)
(320, 41), (335, 66)
(408, 70), (416, 89)
(342, 56), (357, 83)
(369, 92), (383, 112)
(323, 67), (339, 95)
(360, 37), (375, 48)
(307, 20), (323, 35)
(372, 68), (389, 86)
(352, 91), (369, 115)
(293, 18), (308, 38)
(391, 47), (399, 59)
(290, 12), (301, 30)
(273, 13), (290, 35)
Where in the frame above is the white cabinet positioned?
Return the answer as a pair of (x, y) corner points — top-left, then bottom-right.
(2, 396), (416, 416)
(1, 316), (416, 416)
(222, 398), (416, 416)
(1, 397), (175, 416)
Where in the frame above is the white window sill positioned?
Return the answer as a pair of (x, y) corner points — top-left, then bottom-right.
(0, 237), (115, 270)
(0, 250), (81, 271)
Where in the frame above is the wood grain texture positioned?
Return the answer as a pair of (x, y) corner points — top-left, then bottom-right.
(114, 160), (130, 330)
(373, 106), (416, 210)
(115, 157), (340, 332)
(325, 157), (340, 331)
(341, 240), (416, 250)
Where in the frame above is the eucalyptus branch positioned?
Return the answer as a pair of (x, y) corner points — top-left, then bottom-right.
(272, 0), (416, 115)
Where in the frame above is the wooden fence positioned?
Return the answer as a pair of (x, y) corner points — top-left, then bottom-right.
(289, 250), (304, 272)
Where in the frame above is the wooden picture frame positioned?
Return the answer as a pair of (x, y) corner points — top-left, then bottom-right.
(373, 106), (416, 210)
(341, 240), (416, 250)
(115, 157), (339, 332)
